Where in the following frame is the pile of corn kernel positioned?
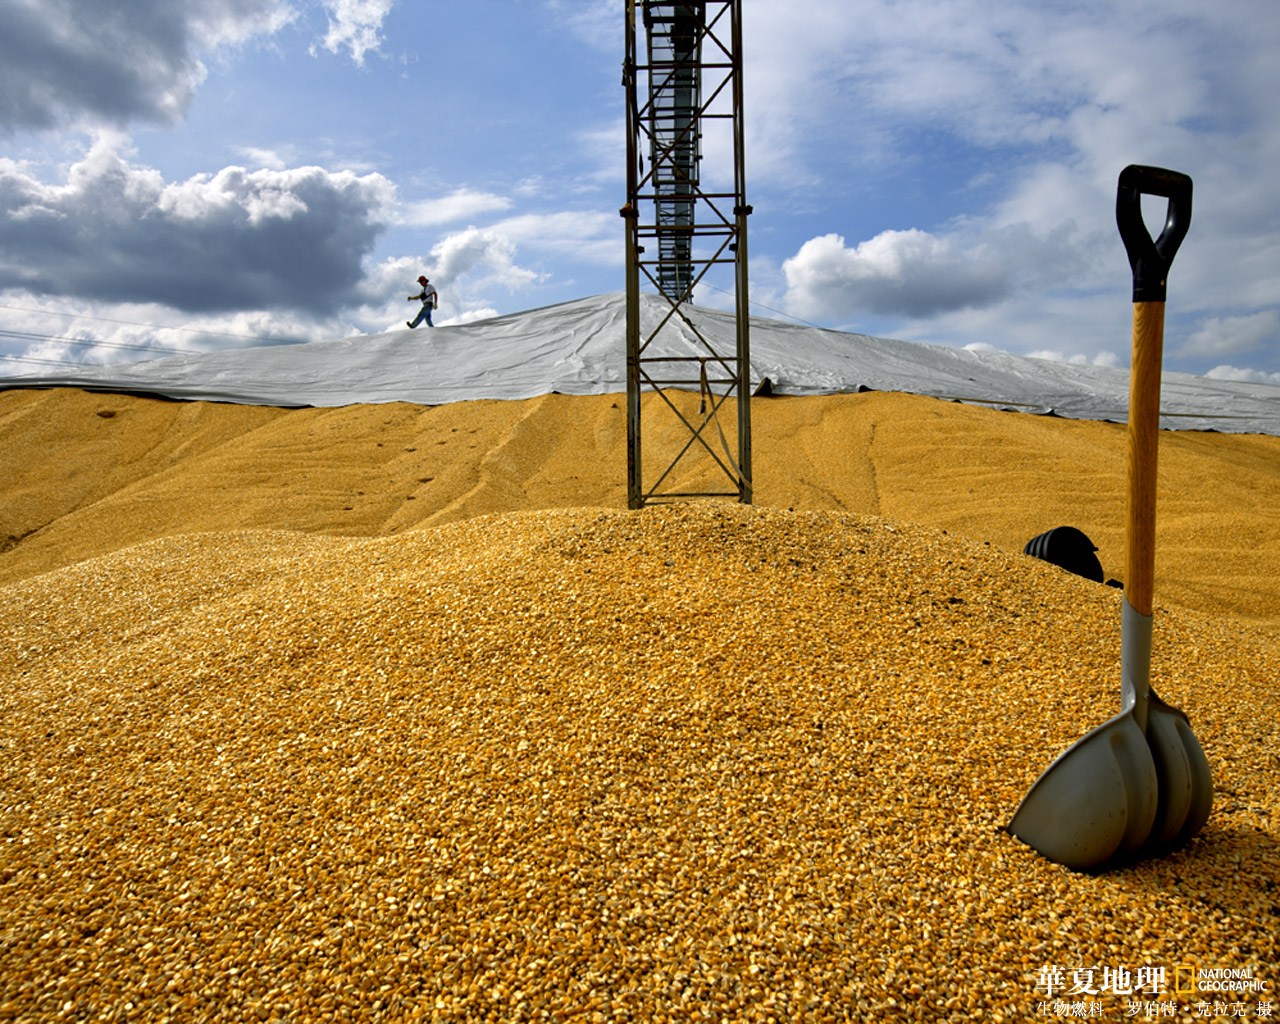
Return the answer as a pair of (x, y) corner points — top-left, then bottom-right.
(2, 504), (1276, 1022)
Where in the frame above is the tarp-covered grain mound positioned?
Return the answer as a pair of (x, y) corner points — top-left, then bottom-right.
(5, 294), (1279, 433)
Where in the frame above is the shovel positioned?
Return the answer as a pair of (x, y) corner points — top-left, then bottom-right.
(1007, 165), (1213, 871)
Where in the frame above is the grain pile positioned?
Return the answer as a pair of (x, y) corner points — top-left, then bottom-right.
(3, 502), (1277, 1023)
(4, 387), (1280, 636)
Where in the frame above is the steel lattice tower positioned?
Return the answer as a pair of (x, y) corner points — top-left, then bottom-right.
(622, 0), (752, 508)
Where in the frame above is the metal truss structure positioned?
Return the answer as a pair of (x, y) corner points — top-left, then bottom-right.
(622, 0), (752, 508)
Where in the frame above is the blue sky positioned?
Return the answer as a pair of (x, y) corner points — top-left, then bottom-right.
(1, 0), (1277, 384)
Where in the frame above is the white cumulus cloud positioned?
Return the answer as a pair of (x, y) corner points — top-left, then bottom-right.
(782, 229), (1012, 322)
(311, 0), (397, 66)
(0, 0), (294, 131)
(0, 134), (396, 314)
(1183, 310), (1279, 359)
(426, 227), (542, 293)
(1205, 365), (1280, 386)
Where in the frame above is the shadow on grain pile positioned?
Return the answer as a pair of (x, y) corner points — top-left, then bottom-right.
(2, 502), (1277, 1021)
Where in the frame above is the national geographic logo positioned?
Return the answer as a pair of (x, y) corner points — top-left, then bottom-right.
(1174, 963), (1266, 996)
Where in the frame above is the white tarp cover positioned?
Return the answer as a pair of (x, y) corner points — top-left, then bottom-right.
(4, 293), (1278, 434)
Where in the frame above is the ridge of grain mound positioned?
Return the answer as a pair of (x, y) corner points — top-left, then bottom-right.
(3, 503), (1277, 1022)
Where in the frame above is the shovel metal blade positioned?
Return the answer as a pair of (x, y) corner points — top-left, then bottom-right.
(1008, 709), (1158, 871)
(1142, 690), (1213, 854)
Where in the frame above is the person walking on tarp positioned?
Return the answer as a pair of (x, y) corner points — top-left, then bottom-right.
(407, 275), (438, 328)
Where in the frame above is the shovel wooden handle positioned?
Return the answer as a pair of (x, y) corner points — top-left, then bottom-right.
(1126, 300), (1165, 616)
(1117, 166), (1193, 618)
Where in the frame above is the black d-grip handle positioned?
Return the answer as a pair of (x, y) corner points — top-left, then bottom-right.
(1117, 164), (1192, 303)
